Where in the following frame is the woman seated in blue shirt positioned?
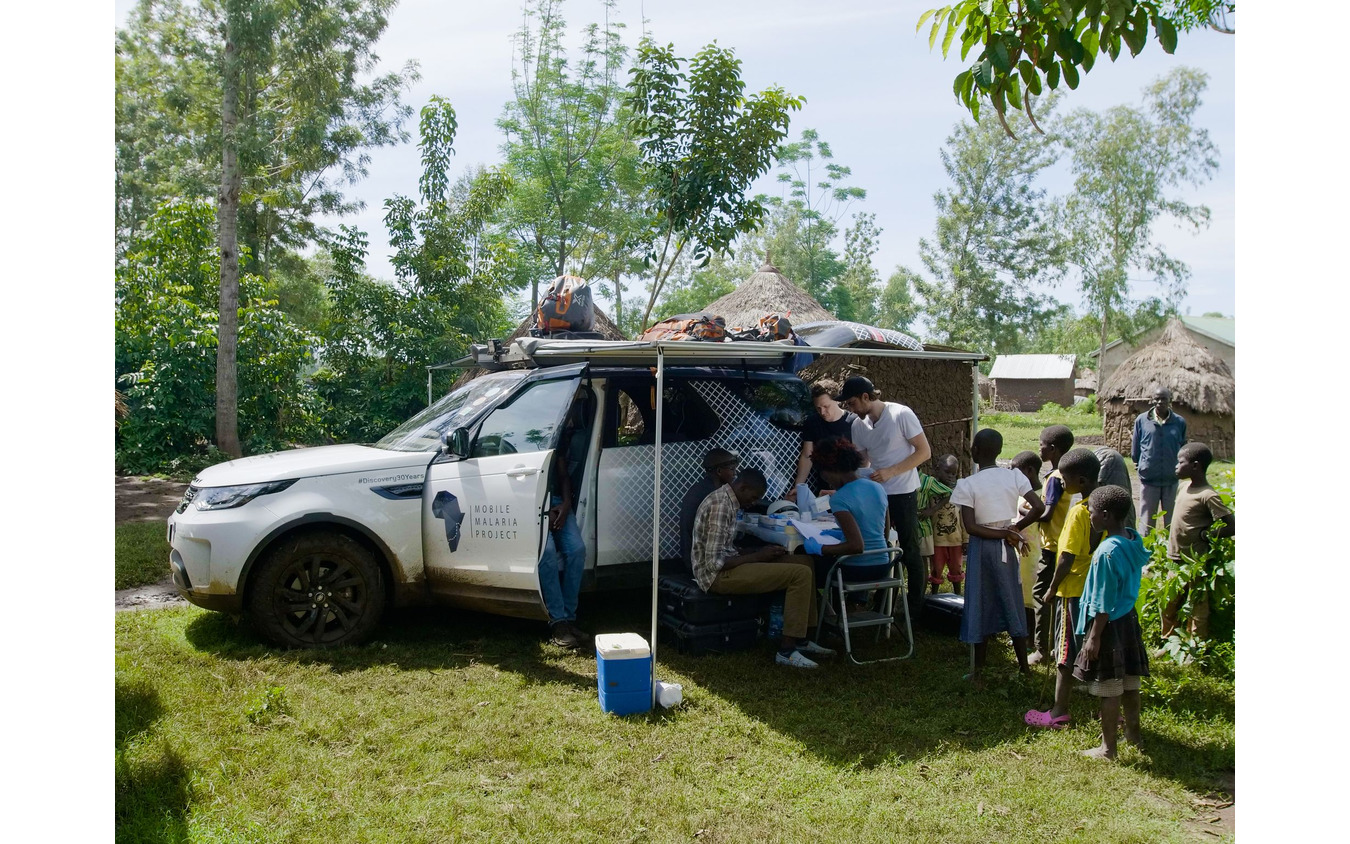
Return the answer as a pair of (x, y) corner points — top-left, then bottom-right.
(804, 436), (893, 589)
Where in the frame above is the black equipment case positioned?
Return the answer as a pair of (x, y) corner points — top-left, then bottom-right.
(658, 614), (760, 656)
(657, 574), (766, 624)
(920, 592), (965, 635)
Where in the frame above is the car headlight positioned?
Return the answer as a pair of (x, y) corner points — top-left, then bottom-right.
(193, 479), (298, 511)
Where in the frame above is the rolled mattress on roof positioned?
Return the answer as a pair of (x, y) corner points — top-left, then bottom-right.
(794, 321), (923, 351)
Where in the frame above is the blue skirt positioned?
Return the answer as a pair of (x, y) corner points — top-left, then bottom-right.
(959, 533), (1028, 643)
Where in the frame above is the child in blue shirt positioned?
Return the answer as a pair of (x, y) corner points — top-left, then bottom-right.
(1074, 484), (1150, 760)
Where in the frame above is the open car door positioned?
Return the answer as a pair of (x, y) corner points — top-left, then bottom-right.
(421, 363), (588, 619)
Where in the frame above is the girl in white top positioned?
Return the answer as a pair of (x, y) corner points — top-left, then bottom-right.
(949, 428), (1045, 688)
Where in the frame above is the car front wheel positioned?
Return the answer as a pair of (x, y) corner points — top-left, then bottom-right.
(247, 531), (385, 648)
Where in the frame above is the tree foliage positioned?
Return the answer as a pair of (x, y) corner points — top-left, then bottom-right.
(757, 129), (865, 301)
(115, 199), (321, 474)
(315, 98), (519, 442)
(627, 39), (803, 328)
(918, 1), (1234, 130)
(833, 212), (883, 323)
(115, 0), (418, 267)
(878, 267), (921, 335)
(1058, 66), (1217, 368)
(496, 0), (645, 316)
(908, 100), (1067, 355)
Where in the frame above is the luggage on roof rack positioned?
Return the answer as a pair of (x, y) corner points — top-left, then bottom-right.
(640, 312), (727, 342)
(532, 275), (596, 335)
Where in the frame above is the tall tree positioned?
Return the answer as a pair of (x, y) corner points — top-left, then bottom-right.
(627, 38), (803, 328)
(319, 99), (519, 440)
(834, 212), (883, 323)
(116, 0), (416, 456)
(878, 266), (921, 335)
(908, 99), (1067, 355)
(1059, 66), (1218, 368)
(758, 128), (866, 300)
(497, 0), (644, 315)
(115, 0), (417, 265)
(918, 1), (1234, 129)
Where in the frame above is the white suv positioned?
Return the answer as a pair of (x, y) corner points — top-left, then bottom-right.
(168, 352), (812, 647)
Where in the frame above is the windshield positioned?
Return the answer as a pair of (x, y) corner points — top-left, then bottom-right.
(374, 370), (530, 452)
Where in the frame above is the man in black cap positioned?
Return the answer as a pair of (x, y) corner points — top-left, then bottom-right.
(679, 447), (741, 573)
(838, 375), (932, 615)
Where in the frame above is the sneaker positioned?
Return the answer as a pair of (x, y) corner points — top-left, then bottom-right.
(564, 622), (594, 647)
(549, 621), (585, 650)
(775, 650), (819, 669)
(798, 640), (836, 657)
(1027, 650), (1045, 666)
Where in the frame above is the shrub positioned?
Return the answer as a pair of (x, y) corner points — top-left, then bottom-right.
(1136, 474), (1235, 677)
(116, 200), (324, 473)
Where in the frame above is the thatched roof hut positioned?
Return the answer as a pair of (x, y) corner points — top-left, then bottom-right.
(702, 258), (834, 332)
(1098, 318), (1235, 460)
(449, 306), (627, 391)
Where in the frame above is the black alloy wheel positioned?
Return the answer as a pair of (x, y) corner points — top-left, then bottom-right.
(247, 531), (384, 648)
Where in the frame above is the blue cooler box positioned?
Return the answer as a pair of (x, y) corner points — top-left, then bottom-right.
(595, 633), (652, 716)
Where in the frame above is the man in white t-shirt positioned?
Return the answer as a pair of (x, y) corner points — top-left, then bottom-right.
(838, 376), (932, 615)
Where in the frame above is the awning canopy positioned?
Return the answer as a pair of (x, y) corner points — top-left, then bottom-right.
(424, 335), (987, 701)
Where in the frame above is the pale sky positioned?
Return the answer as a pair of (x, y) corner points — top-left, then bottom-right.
(114, 0), (1236, 320)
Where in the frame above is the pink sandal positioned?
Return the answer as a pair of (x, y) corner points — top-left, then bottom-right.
(1025, 709), (1071, 730)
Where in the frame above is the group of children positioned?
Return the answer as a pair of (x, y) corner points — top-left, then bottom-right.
(911, 425), (1234, 760)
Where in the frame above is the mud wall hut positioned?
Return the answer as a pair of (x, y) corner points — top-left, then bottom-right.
(800, 348), (980, 473)
(701, 259), (982, 473)
(1098, 319), (1235, 461)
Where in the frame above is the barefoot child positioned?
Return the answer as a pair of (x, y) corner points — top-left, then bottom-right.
(1029, 425), (1075, 665)
(927, 455), (967, 594)
(1161, 442), (1235, 641)
(952, 429), (1045, 686)
(1011, 451), (1044, 634)
(1025, 448), (1101, 729)
(1075, 485), (1150, 759)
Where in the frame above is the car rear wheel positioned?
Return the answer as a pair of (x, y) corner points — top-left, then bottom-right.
(247, 531), (384, 648)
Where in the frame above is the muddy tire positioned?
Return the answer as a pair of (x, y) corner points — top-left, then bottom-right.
(246, 531), (385, 648)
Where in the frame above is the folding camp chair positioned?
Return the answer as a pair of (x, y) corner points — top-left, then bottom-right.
(815, 548), (914, 665)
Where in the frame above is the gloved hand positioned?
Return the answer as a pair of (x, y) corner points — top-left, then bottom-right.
(822, 528), (845, 540)
(803, 537), (823, 556)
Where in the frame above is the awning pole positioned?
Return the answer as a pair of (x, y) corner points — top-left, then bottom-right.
(650, 345), (665, 706)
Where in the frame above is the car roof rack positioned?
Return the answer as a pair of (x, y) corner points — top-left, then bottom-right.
(433, 336), (986, 374)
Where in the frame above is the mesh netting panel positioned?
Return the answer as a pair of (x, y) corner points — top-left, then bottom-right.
(597, 379), (803, 561)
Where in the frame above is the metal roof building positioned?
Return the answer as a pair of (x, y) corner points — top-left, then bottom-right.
(988, 354), (1077, 411)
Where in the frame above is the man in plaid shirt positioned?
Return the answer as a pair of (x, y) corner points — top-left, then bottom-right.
(691, 468), (834, 669)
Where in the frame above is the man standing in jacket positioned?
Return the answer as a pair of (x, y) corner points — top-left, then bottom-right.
(1132, 386), (1187, 533)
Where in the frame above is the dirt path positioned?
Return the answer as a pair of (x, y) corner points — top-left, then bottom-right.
(116, 476), (190, 611)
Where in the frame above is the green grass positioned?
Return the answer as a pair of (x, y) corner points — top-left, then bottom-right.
(978, 404), (1105, 461)
(117, 598), (1233, 842)
(116, 522), (170, 590)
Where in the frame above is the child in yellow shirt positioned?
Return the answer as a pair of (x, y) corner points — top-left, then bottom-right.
(1026, 448), (1102, 730)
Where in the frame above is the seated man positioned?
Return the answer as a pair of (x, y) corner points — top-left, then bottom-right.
(690, 467), (835, 669)
(679, 448), (741, 573)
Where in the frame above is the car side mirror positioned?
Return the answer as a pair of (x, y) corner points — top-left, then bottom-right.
(442, 427), (471, 457)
